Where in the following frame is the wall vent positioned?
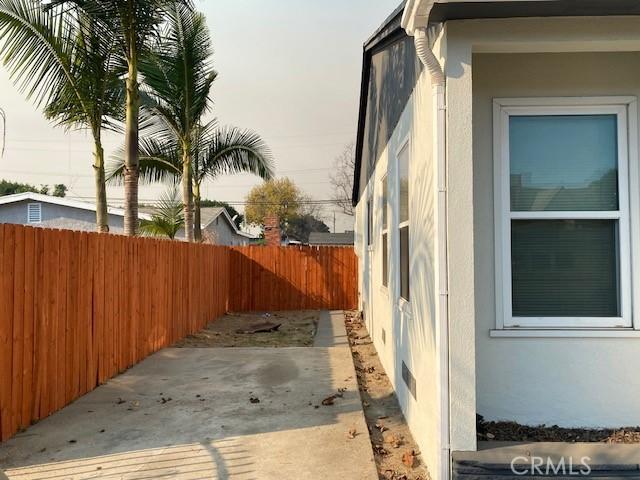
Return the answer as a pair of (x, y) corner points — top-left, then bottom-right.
(402, 361), (417, 400)
(27, 203), (42, 224)
(381, 328), (386, 344)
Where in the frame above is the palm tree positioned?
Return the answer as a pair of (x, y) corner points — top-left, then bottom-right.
(48, 0), (191, 236)
(0, 0), (122, 232)
(107, 122), (274, 241)
(137, 2), (216, 241)
(140, 187), (184, 239)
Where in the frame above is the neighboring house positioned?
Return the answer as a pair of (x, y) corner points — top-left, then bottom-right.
(0, 193), (256, 246)
(151, 206), (256, 246)
(0, 192), (151, 232)
(198, 207), (256, 246)
(308, 231), (354, 246)
(353, 1), (640, 478)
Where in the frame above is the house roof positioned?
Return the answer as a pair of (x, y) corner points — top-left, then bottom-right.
(0, 192), (153, 220)
(140, 203), (258, 239)
(352, 0), (640, 205)
(308, 232), (355, 246)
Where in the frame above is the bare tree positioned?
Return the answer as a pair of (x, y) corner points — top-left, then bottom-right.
(329, 143), (355, 216)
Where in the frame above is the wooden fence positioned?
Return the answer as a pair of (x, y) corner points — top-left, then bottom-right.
(0, 224), (357, 442)
(229, 246), (357, 312)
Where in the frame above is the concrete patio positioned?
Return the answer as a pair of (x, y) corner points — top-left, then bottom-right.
(0, 311), (377, 480)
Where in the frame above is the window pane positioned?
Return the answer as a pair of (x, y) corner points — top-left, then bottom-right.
(400, 226), (410, 300)
(367, 200), (373, 246)
(510, 115), (618, 211)
(382, 177), (388, 230)
(399, 146), (409, 223)
(511, 220), (620, 317)
(382, 233), (388, 287)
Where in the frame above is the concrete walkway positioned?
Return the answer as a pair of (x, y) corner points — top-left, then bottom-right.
(0, 311), (377, 480)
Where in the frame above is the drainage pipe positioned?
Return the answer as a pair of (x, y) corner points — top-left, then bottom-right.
(413, 26), (451, 480)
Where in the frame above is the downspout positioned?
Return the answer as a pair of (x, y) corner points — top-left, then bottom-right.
(413, 26), (451, 480)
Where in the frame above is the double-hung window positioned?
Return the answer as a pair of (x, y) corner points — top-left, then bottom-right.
(494, 98), (633, 329)
(381, 176), (389, 288)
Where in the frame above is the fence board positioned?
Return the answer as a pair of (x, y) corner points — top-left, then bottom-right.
(228, 246), (357, 312)
(0, 225), (356, 442)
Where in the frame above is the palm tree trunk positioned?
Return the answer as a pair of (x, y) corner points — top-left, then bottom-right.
(123, 49), (139, 236)
(193, 181), (202, 242)
(182, 147), (194, 242)
(93, 136), (109, 233)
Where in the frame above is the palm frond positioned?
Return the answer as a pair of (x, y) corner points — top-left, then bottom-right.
(0, 0), (80, 108)
(107, 136), (182, 185)
(138, 1), (215, 141)
(140, 187), (184, 239)
(197, 125), (275, 183)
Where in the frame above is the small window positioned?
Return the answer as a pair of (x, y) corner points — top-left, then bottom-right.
(398, 142), (410, 301)
(381, 176), (389, 287)
(27, 203), (42, 224)
(367, 198), (373, 247)
(495, 99), (632, 329)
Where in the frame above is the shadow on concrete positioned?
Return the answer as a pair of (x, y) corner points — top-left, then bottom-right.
(0, 312), (376, 480)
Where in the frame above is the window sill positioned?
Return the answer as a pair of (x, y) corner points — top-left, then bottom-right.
(490, 329), (640, 338)
(398, 297), (412, 317)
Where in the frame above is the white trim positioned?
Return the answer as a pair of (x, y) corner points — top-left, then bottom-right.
(490, 329), (640, 338)
(381, 174), (390, 290)
(493, 97), (635, 330)
(396, 137), (411, 304)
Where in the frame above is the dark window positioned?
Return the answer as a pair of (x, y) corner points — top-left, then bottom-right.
(398, 144), (410, 301)
(382, 176), (388, 287)
(400, 226), (409, 301)
(382, 233), (388, 287)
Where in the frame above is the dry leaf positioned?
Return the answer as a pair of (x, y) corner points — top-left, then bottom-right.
(375, 421), (387, 432)
(402, 450), (417, 468)
(321, 395), (336, 406)
(347, 428), (357, 439)
(385, 433), (403, 448)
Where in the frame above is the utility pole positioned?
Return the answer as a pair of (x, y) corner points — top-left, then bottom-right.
(333, 211), (336, 233)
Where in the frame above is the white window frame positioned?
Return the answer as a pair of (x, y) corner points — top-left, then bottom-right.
(494, 97), (637, 330)
(27, 203), (42, 224)
(381, 174), (389, 290)
(397, 135), (411, 308)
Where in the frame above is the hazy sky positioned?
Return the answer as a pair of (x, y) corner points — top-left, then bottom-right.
(0, 0), (401, 232)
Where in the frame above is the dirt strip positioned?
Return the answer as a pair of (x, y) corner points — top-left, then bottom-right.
(345, 311), (431, 480)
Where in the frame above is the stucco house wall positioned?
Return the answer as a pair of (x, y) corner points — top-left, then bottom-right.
(355, 53), (441, 476)
(472, 50), (640, 428)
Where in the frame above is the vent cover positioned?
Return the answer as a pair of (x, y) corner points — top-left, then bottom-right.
(27, 203), (42, 224)
(381, 328), (386, 344)
(402, 361), (417, 400)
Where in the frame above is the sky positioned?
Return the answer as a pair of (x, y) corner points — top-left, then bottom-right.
(0, 0), (401, 233)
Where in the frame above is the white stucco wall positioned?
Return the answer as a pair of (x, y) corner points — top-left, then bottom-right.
(355, 63), (441, 474)
(472, 50), (640, 428)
